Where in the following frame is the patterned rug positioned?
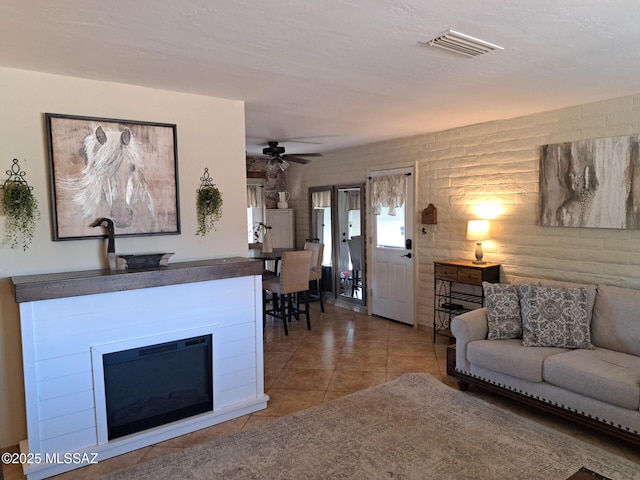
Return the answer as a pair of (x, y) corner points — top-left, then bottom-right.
(98, 374), (640, 480)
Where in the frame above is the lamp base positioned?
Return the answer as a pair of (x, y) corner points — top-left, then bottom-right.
(473, 242), (485, 264)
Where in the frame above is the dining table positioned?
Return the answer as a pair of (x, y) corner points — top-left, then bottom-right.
(247, 247), (299, 276)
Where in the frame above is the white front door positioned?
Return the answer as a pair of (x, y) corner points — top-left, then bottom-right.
(370, 167), (415, 325)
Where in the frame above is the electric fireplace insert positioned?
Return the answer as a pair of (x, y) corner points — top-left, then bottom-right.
(103, 334), (213, 440)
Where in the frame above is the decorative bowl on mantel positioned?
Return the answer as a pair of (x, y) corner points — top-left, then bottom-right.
(116, 253), (174, 270)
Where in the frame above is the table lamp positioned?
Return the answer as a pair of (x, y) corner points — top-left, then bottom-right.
(467, 219), (490, 264)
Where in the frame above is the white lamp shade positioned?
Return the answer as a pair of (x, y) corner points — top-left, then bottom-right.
(467, 219), (490, 241)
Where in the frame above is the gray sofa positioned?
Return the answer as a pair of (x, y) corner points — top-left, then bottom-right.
(450, 276), (640, 445)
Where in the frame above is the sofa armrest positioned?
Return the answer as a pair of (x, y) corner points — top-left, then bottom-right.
(450, 308), (488, 373)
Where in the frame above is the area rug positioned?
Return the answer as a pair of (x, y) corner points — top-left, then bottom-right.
(98, 374), (640, 480)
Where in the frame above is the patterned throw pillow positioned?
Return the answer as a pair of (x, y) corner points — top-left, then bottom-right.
(483, 282), (522, 340)
(518, 284), (592, 349)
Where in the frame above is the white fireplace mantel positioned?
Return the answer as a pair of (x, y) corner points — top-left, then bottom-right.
(12, 257), (267, 480)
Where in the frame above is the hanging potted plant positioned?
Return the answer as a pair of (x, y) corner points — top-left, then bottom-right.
(196, 168), (223, 236)
(1, 180), (40, 250)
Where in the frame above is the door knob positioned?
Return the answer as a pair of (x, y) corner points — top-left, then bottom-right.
(401, 253), (412, 258)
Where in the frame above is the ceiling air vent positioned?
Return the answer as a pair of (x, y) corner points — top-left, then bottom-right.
(423, 30), (503, 57)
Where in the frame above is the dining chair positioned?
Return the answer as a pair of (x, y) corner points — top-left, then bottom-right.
(304, 241), (325, 312)
(249, 243), (277, 278)
(262, 249), (313, 335)
(347, 235), (362, 296)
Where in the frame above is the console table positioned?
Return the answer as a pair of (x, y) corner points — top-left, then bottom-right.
(433, 259), (500, 342)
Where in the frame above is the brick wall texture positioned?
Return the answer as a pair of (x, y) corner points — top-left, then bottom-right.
(285, 93), (640, 326)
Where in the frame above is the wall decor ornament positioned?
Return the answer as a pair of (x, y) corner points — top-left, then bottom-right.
(196, 168), (223, 236)
(1, 158), (41, 250)
(46, 113), (180, 240)
(539, 134), (640, 229)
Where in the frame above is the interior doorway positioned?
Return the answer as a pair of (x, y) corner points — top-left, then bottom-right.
(309, 184), (365, 306)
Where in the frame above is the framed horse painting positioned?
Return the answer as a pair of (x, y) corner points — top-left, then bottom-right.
(46, 113), (180, 240)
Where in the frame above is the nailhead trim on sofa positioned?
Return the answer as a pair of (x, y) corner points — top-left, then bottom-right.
(454, 368), (639, 437)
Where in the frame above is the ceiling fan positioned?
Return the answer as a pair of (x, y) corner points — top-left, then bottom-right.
(247, 141), (322, 171)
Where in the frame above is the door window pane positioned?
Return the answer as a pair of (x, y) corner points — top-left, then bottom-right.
(376, 203), (405, 248)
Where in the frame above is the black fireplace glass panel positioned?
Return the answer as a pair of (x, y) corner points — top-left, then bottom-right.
(103, 334), (213, 440)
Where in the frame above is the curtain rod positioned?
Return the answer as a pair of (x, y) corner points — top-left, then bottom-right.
(368, 172), (411, 180)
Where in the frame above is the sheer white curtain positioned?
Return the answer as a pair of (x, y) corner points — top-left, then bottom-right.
(312, 190), (332, 208)
(247, 185), (260, 208)
(371, 174), (406, 215)
(345, 190), (360, 211)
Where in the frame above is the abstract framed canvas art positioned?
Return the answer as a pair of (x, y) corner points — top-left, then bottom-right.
(46, 113), (180, 240)
(539, 134), (640, 229)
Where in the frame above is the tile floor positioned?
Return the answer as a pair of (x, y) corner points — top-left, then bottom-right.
(3, 302), (639, 479)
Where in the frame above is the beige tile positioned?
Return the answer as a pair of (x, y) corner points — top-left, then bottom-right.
(341, 339), (388, 354)
(243, 414), (276, 430)
(264, 351), (294, 371)
(258, 387), (325, 417)
(287, 350), (341, 370)
(323, 390), (353, 402)
(387, 340), (434, 357)
(263, 334), (302, 353)
(345, 330), (389, 345)
(387, 324), (428, 339)
(336, 352), (388, 372)
(326, 369), (387, 392)
(387, 354), (439, 376)
(3, 463), (25, 480)
(271, 367), (334, 390)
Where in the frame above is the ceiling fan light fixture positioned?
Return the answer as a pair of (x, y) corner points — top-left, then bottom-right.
(252, 140), (321, 168)
(423, 29), (503, 57)
(278, 159), (289, 171)
(263, 141), (285, 156)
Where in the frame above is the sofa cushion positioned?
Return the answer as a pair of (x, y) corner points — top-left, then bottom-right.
(483, 282), (522, 340)
(511, 276), (597, 325)
(591, 284), (640, 356)
(518, 284), (592, 349)
(467, 339), (568, 383)
(543, 348), (640, 410)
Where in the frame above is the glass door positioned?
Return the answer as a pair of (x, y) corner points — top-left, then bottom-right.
(336, 186), (365, 304)
(309, 184), (365, 306)
(310, 186), (333, 293)
(247, 177), (266, 246)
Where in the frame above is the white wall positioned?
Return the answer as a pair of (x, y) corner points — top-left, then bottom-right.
(287, 93), (640, 326)
(0, 67), (247, 447)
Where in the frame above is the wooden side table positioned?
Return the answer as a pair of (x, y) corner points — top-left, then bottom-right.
(433, 259), (500, 342)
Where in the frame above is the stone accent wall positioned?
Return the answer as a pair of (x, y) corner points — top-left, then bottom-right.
(246, 158), (287, 209)
(286, 93), (640, 326)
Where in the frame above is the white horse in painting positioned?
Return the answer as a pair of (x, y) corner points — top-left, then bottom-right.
(69, 125), (155, 229)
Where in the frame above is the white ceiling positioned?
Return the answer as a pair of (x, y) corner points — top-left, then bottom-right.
(2, 1), (640, 158)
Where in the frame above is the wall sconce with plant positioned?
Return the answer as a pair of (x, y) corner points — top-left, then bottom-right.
(1, 159), (40, 251)
(196, 168), (223, 236)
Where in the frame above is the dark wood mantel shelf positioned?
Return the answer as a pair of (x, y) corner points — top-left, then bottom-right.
(12, 257), (263, 303)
